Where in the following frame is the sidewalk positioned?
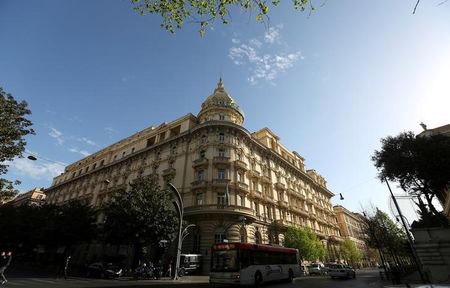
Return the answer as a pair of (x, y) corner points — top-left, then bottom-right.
(383, 270), (450, 288)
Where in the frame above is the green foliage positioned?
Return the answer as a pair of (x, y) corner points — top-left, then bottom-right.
(0, 200), (97, 252)
(131, 0), (313, 35)
(0, 87), (35, 202)
(372, 131), (450, 221)
(102, 174), (179, 247)
(339, 239), (362, 266)
(362, 208), (409, 256)
(284, 226), (326, 261)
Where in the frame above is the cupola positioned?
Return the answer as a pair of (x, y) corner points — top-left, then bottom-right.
(197, 79), (245, 125)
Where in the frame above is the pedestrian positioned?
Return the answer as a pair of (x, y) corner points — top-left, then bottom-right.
(64, 255), (71, 280)
(0, 251), (12, 285)
(165, 261), (172, 278)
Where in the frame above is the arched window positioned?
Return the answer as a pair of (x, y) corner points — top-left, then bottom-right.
(255, 231), (262, 244)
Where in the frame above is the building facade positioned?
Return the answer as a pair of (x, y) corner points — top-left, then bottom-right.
(45, 80), (342, 271)
(333, 205), (373, 267)
(4, 187), (46, 206)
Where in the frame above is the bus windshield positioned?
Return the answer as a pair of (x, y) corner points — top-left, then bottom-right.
(211, 250), (239, 272)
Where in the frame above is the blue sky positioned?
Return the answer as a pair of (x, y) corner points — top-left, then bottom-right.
(1, 0), (449, 221)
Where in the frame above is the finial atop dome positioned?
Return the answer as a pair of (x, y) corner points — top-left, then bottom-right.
(215, 77), (225, 92)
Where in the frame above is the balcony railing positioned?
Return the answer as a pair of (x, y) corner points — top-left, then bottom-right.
(247, 170), (260, 178)
(274, 182), (285, 190)
(191, 180), (208, 189)
(192, 158), (209, 168)
(184, 204), (257, 221)
(235, 181), (249, 193)
(212, 178), (230, 186)
(260, 174), (271, 183)
(234, 160), (248, 170)
(212, 156), (230, 165)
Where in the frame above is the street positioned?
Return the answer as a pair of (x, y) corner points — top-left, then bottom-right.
(3, 269), (385, 288)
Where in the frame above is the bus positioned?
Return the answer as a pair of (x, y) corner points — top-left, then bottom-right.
(210, 242), (301, 286)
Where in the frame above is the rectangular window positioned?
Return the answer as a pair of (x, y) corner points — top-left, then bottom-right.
(237, 172), (242, 182)
(197, 170), (205, 181)
(100, 160), (104, 166)
(239, 195), (245, 206)
(218, 169), (225, 179)
(147, 136), (156, 147)
(217, 192), (226, 206)
(219, 133), (225, 143)
(196, 193), (204, 205)
(170, 125), (181, 137)
(200, 150), (206, 158)
(218, 148), (225, 157)
(93, 163), (97, 169)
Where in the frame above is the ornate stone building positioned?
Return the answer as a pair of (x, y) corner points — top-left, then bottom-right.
(45, 80), (342, 271)
(333, 205), (373, 267)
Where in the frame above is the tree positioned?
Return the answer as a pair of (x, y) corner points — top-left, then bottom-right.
(131, 0), (314, 35)
(102, 174), (179, 265)
(372, 131), (450, 225)
(0, 87), (35, 202)
(362, 208), (410, 269)
(339, 239), (362, 267)
(0, 200), (97, 256)
(284, 226), (326, 261)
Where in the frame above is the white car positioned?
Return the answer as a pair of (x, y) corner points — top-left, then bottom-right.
(329, 264), (356, 279)
(309, 263), (326, 275)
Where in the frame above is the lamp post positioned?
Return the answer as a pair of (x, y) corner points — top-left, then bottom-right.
(384, 178), (427, 283)
(168, 183), (183, 280)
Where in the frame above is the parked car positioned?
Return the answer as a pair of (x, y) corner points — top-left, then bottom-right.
(178, 254), (202, 276)
(309, 263), (326, 275)
(86, 262), (123, 279)
(329, 264), (356, 279)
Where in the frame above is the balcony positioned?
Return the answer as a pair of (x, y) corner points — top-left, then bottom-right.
(192, 158), (209, 168)
(212, 178), (230, 187)
(191, 180), (208, 189)
(162, 167), (176, 177)
(250, 190), (263, 200)
(274, 182), (285, 191)
(275, 219), (292, 227)
(234, 160), (248, 170)
(287, 188), (296, 195)
(234, 181), (249, 193)
(247, 170), (260, 178)
(260, 174), (271, 183)
(184, 204), (257, 221)
(212, 156), (231, 165)
(277, 200), (288, 208)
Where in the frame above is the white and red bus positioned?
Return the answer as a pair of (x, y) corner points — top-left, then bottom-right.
(210, 242), (301, 286)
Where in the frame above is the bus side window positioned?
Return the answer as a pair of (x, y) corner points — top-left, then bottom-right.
(240, 251), (250, 268)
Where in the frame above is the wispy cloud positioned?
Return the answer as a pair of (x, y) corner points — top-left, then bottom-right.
(49, 127), (64, 145)
(11, 158), (64, 181)
(229, 25), (303, 85)
(77, 137), (98, 146)
(69, 148), (91, 157)
(104, 127), (118, 136)
(264, 25), (282, 44)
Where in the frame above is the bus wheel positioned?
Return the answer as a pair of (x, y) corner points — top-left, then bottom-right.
(178, 268), (185, 277)
(288, 269), (294, 282)
(254, 272), (263, 287)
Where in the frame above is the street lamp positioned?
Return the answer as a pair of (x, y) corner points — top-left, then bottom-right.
(168, 183), (183, 280)
(384, 178), (427, 283)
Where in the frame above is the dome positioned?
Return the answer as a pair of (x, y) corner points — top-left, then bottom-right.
(198, 79), (245, 125)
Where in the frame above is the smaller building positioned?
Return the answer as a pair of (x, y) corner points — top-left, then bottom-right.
(7, 188), (46, 206)
(333, 205), (372, 267)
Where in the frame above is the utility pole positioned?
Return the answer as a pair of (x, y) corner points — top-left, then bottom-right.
(384, 178), (427, 283)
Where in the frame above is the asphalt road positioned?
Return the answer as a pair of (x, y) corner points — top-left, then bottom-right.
(4, 269), (384, 288)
